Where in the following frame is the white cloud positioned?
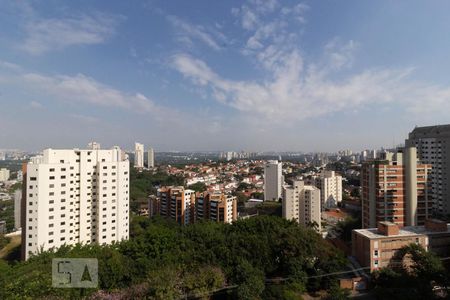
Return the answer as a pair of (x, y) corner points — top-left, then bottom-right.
(167, 15), (227, 51)
(172, 48), (450, 123)
(21, 13), (123, 55)
(69, 114), (99, 123)
(21, 72), (159, 114)
(29, 101), (43, 109)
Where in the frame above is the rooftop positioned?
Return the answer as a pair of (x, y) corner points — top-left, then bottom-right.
(354, 224), (450, 239)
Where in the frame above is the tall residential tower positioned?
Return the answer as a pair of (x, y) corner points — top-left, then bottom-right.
(406, 125), (450, 215)
(22, 145), (130, 260)
(264, 160), (283, 201)
(361, 147), (431, 228)
(134, 142), (144, 169)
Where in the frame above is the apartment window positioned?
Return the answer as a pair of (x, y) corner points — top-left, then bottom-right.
(30, 177), (37, 181)
(49, 184), (54, 188)
(49, 200), (54, 204)
(60, 160), (64, 163)
(49, 232), (54, 236)
(49, 176), (55, 180)
(49, 208), (54, 212)
(29, 193), (33, 197)
(50, 168), (55, 172)
(49, 192), (54, 196)
(60, 237), (65, 241)
(103, 166), (107, 170)
(49, 224), (54, 228)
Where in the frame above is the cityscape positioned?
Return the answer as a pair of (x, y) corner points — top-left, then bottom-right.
(1, 1), (450, 299)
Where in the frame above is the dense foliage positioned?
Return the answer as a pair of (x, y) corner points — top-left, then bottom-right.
(335, 216), (361, 242)
(129, 166), (185, 212)
(0, 199), (15, 232)
(0, 216), (346, 299)
(372, 244), (450, 299)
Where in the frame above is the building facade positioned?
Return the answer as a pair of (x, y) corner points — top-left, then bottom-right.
(314, 170), (342, 209)
(14, 189), (22, 230)
(406, 125), (450, 215)
(22, 146), (130, 260)
(155, 186), (195, 225)
(147, 147), (154, 168)
(152, 188), (237, 224)
(264, 160), (282, 201)
(0, 168), (10, 182)
(134, 142), (144, 169)
(352, 219), (450, 272)
(361, 147), (432, 228)
(282, 181), (321, 231)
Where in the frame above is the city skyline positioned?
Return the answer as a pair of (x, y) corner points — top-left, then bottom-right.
(2, 1), (450, 151)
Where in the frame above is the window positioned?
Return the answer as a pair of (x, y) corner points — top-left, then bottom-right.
(50, 168), (55, 172)
(30, 177), (37, 181)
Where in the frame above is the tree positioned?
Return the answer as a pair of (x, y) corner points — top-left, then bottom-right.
(188, 182), (207, 192)
(372, 243), (450, 299)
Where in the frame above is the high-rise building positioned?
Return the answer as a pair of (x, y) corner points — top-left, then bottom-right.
(361, 147), (432, 228)
(198, 192), (237, 224)
(264, 160), (283, 201)
(134, 142), (144, 169)
(156, 186), (195, 225)
(0, 168), (10, 182)
(282, 181), (321, 231)
(147, 148), (154, 168)
(14, 189), (22, 230)
(314, 170), (342, 209)
(151, 189), (237, 224)
(406, 125), (450, 215)
(88, 142), (101, 150)
(22, 146), (129, 260)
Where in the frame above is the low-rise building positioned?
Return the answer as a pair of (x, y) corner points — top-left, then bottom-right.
(352, 219), (450, 272)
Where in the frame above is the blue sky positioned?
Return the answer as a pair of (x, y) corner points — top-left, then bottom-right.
(1, 0), (450, 152)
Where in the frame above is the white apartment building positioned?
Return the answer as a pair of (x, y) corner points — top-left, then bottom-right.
(315, 170), (342, 209)
(406, 125), (450, 215)
(0, 168), (10, 182)
(134, 142), (144, 169)
(282, 181), (321, 231)
(147, 147), (154, 168)
(23, 145), (129, 260)
(264, 160), (283, 201)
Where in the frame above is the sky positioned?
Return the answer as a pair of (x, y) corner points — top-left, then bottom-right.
(1, 0), (450, 152)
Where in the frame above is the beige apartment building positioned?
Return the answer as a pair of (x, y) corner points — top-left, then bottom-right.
(361, 147), (432, 228)
(282, 180), (321, 231)
(352, 219), (450, 272)
(151, 188), (237, 224)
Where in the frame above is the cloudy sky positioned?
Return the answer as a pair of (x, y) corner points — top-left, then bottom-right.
(1, 0), (450, 152)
